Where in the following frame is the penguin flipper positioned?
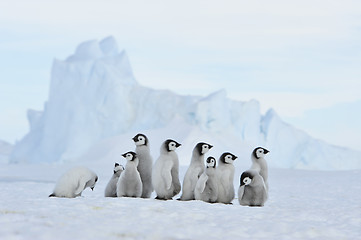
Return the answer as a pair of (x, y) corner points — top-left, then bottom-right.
(238, 185), (249, 205)
(196, 174), (208, 194)
(74, 178), (88, 196)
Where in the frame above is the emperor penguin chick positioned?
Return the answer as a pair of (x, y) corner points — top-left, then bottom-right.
(216, 152), (238, 204)
(116, 152), (142, 198)
(180, 142), (213, 200)
(49, 166), (98, 198)
(250, 147), (269, 190)
(104, 163), (125, 197)
(133, 133), (153, 198)
(152, 139), (182, 200)
(238, 170), (268, 207)
(194, 156), (218, 203)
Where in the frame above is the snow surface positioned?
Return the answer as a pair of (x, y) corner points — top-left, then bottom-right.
(0, 162), (360, 240)
(9, 36), (361, 170)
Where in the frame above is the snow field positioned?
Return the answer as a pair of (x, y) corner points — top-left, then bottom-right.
(0, 163), (360, 240)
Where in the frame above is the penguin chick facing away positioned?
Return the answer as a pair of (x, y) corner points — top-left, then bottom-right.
(180, 142), (213, 201)
(49, 166), (98, 198)
(251, 147), (269, 190)
(152, 139), (182, 200)
(195, 156), (218, 203)
(238, 170), (268, 207)
(116, 152), (142, 198)
(104, 163), (125, 197)
(216, 152), (237, 204)
(133, 133), (153, 198)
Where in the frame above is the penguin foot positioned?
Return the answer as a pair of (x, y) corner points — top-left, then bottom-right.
(155, 196), (167, 201)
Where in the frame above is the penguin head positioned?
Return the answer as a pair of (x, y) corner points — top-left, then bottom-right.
(164, 139), (181, 152)
(90, 175), (98, 191)
(113, 162), (125, 174)
(133, 133), (148, 146)
(219, 152), (238, 164)
(253, 147), (270, 159)
(195, 142), (213, 155)
(240, 171), (253, 186)
(206, 156), (216, 168)
(122, 151), (137, 161)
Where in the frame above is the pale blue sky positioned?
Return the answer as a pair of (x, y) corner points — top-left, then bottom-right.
(0, 0), (360, 150)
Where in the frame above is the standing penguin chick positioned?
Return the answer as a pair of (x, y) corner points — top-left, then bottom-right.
(133, 133), (153, 198)
(195, 156), (218, 203)
(180, 142), (213, 201)
(152, 139), (181, 200)
(250, 147), (269, 190)
(238, 170), (268, 207)
(116, 152), (142, 198)
(49, 166), (98, 198)
(104, 163), (125, 197)
(216, 152), (237, 204)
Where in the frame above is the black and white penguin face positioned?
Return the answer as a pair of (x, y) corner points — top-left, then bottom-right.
(196, 142), (213, 155)
(133, 133), (148, 146)
(240, 172), (253, 186)
(122, 151), (137, 161)
(114, 162), (125, 174)
(206, 156), (216, 168)
(253, 147), (270, 159)
(165, 139), (181, 152)
(220, 152), (238, 164)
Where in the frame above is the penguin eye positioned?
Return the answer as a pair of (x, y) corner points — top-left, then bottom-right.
(243, 177), (251, 185)
(204, 145), (208, 149)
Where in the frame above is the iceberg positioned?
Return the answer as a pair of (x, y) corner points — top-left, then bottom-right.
(9, 36), (361, 170)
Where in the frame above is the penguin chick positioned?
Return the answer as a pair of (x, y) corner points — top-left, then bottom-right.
(216, 152), (237, 204)
(116, 152), (142, 198)
(133, 133), (153, 198)
(251, 147), (270, 190)
(238, 170), (268, 207)
(104, 163), (125, 197)
(152, 139), (182, 200)
(49, 166), (98, 198)
(194, 156), (218, 203)
(180, 142), (213, 201)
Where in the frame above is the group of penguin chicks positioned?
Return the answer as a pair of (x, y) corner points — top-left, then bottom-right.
(49, 133), (269, 207)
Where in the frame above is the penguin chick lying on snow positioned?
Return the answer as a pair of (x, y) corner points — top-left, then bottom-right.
(49, 166), (98, 198)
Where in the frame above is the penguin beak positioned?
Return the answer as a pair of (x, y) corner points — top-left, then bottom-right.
(209, 145), (213, 149)
(176, 143), (182, 148)
(132, 136), (137, 142)
(264, 149), (270, 154)
(122, 153), (127, 158)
